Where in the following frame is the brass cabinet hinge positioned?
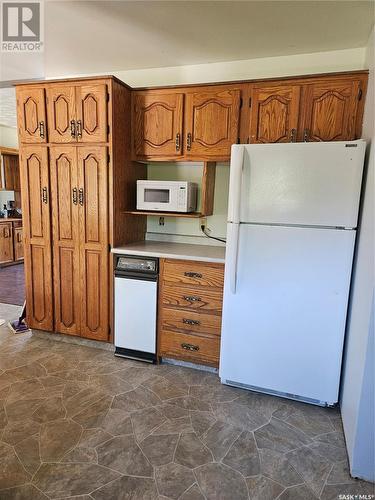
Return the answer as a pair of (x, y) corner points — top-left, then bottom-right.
(358, 88), (363, 101)
(249, 97), (252, 108)
(240, 97), (243, 109)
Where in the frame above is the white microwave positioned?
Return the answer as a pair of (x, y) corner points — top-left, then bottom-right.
(137, 180), (198, 213)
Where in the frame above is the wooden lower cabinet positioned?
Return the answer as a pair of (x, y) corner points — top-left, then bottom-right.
(158, 258), (224, 367)
(0, 222), (14, 264)
(50, 145), (109, 341)
(20, 146), (54, 331)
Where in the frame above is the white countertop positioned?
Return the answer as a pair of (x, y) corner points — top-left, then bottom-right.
(112, 241), (225, 263)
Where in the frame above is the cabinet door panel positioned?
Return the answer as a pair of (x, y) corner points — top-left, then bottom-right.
(2, 154), (20, 190)
(50, 146), (81, 336)
(250, 85), (300, 143)
(185, 88), (240, 159)
(301, 79), (360, 142)
(17, 88), (47, 143)
(78, 146), (109, 340)
(132, 92), (184, 158)
(0, 223), (14, 264)
(76, 84), (108, 143)
(47, 87), (76, 143)
(19, 146), (53, 330)
(14, 227), (24, 261)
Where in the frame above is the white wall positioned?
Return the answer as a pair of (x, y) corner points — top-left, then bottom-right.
(340, 27), (375, 482)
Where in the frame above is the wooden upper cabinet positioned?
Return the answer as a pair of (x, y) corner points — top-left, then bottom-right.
(76, 84), (108, 143)
(300, 79), (361, 142)
(132, 92), (184, 159)
(47, 86), (76, 143)
(185, 87), (241, 159)
(19, 146), (53, 331)
(0, 222), (14, 264)
(77, 146), (109, 341)
(17, 88), (47, 143)
(250, 84), (301, 143)
(2, 154), (20, 190)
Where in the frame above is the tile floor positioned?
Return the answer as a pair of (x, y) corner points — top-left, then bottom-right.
(0, 303), (373, 500)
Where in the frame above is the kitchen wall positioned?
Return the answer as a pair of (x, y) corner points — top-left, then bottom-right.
(0, 125), (18, 210)
(146, 162), (228, 245)
(340, 27), (374, 482)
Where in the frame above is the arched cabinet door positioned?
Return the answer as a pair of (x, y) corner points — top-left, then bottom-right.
(19, 146), (53, 331)
(132, 92), (184, 159)
(77, 146), (109, 341)
(250, 85), (301, 143)
(47, 87), (76, 143)
(50, 146), (81, 336)
(185, 87), (241, 160)
(17, 88), (47, 143)
(300, 79), (361, 142)
(76, 84), (108, 143)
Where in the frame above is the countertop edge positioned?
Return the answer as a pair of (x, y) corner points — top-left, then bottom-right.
(111, 246), (225, 264)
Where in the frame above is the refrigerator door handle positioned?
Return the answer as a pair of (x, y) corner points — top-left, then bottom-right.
(228, 145), (244, 224)
(229, 223), (240, 294)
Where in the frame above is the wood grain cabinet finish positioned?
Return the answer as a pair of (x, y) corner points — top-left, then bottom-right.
(185, 87), (241, 159)
(77, 146), (109, 341)
(0, 222), (14, 264)
(19, 146), (53, 331)
(132, 92), (184, 159)
(50, 146), (81, 336)
(47, 84), (108, 143)
(158, 259), (224, 367)
(250, 85), (301, 143)
(47, 87), (77, 143)
(50, 145), (109, 341)
(17, 88), (47, 143)
(14, 227), (24, 261)
(300, 79), (361, 142)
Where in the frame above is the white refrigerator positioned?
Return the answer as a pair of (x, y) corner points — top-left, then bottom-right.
(219, 140), (366, 406)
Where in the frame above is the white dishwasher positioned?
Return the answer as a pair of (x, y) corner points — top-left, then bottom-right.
(114, 255), (158, 363)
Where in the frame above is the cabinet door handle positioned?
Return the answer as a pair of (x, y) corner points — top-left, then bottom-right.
(184, 271), (202, 278)
(182, 295), (202, 303)
(183, 318), (201, 326)
(290, 128), (297, 142)
(39, 121), (45, 139)
(303, 129), (309, 142)
(181, 343), (199, 351)
(70, 120), (76, 138)
(17, 232), (22, 242)
(42, 187), (48, 204)
(175, 133), (181, 152)
(78, 188), (84, 206)
(72, 187), (78, 205)
(76, 120), (82, 139)
(3, 227), (9, 238)
(186, 132), (192, 151)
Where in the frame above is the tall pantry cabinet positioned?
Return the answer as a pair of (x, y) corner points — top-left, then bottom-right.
(16, 77), (143, 341)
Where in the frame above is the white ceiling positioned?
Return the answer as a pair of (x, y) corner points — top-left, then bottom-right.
(44, 0), (374, 76)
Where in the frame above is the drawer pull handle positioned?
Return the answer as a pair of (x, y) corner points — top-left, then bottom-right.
(183, 318), (201, 326)
(184, 271), (202, 278)
(183, 295), (202, 302)
(181, 342), (199, 351)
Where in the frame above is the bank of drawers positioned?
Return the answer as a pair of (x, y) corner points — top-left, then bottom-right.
(158, 258), (224, 367)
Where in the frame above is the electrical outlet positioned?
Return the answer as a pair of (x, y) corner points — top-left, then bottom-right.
(159, 217), (165, 226)
(199, 216), (207, 229)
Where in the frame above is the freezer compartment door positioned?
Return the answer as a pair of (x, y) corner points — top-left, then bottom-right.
(220, 224), (355, 404)
(232, 141), (365, 228)
(115, 277), (157, 354)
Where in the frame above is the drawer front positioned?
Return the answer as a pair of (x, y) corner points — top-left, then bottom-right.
(12, 220), (23, 228)
(159, 330), (220, 366)
(161, 307), (221, 336)
(162, 259), (224, 289)
(162, 284), (223, 314)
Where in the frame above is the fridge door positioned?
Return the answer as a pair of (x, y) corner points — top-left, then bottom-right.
(220, 223), (355, 405)
(229, 141), (365, 228)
